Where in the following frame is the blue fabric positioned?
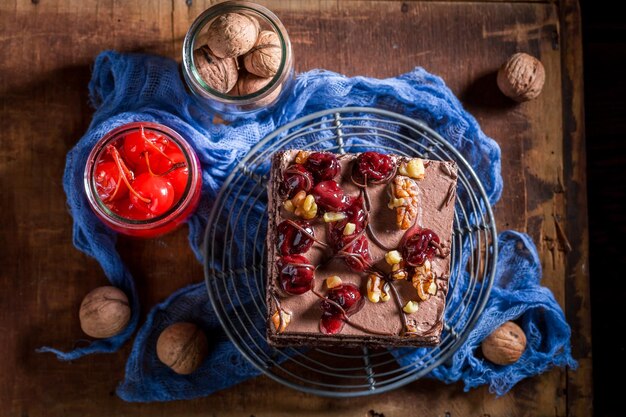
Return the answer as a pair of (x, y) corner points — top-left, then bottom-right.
(116, 283), (260, 401)
(39, 51), (576, 400)
(392, 231), (577, 395)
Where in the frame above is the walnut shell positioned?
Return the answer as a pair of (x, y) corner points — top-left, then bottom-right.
(497, 52), (545, 102)
(481, 321), (527, 365)
(229, 72), (282, 107)
(193, 46), (239, 94)
(206, 12), (260, 58)
(156, 322), (208, 375)
(79, 286), (130, 338)
(243, 30), (282, 78)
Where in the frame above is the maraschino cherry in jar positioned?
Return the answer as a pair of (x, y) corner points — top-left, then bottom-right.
(84, 122), (202, 238)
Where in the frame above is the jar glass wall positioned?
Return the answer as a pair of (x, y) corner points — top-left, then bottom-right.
(182, 1), (294, 115)
(84, 122), (202, 238)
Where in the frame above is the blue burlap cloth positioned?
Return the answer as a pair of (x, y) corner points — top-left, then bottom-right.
(39, 51), (576, 400)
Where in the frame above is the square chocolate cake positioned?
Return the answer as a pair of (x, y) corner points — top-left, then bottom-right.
(266, 150), (457, 347)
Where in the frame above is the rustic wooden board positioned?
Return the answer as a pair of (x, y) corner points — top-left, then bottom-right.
(559, 1), (592, 416)
(0, 0), (590, 416)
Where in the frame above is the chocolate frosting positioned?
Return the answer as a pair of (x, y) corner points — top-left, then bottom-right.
(266, 150), (457, 347)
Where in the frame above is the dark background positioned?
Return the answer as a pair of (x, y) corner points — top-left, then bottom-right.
(580, 1), (626, 416)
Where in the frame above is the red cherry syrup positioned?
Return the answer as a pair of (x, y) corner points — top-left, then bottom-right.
(277, 255), (315, 295)
(401, 227), (440, 266)
(353, 151), (395, 183)
(320, 284), (364, 334)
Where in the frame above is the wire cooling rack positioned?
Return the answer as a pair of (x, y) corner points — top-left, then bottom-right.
(204, 107), (497, 397)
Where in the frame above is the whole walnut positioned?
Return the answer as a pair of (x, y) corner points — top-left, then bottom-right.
(243, 30), (282, 78)
(156, 322), (208, 375)
(497, 52), (545, 102)
(206, 12), (260, 58)
(193, 46), (239, 94)
(79, 286), (131, 339)
(229, 72), (282, 107)
(481, 321), (527, 365)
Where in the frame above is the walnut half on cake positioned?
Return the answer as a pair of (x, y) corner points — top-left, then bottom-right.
(265, 150), (457, 348)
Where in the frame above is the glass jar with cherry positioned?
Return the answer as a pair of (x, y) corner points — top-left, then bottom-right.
(84, 122), (202, 238)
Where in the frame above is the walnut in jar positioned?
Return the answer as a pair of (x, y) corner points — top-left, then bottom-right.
(206, 12), (260, 58)
(244, 30), (282, 78)
(193, 46), (239, 94)
(229, 72), (282, 106)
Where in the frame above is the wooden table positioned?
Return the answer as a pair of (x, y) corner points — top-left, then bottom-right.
(0, 0), (591, 415)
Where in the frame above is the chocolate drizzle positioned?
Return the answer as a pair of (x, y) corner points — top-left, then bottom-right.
(440, 162), (458, 179)
(430, 239), (451, 259)
(310, 287), (393, 336)
(362, 185), (396, 251)
(285, 218), (329, 249)
(270, 291), (288, 332)
(440, 181), (456, 211)
(382, 277), (412, 337)
(288, 262), (316, 269)
(438, 163), (458, 211)
(414, 182), (424, 228)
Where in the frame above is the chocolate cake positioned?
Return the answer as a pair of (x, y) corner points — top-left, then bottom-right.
(266, 150), (457, 347)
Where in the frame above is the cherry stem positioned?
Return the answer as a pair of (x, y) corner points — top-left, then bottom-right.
(108, 145), (134, 180)
(310, 287), (391, 336)
(102, 148), (125, 203)
(108, 145), (150, 204)
(160, 161), (187, 176)
(144, 152), (155, 176)
(104, 171), (123, 203)
(141, 125), (174, 163)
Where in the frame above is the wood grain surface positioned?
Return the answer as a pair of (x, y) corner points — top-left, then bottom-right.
(0, 0), (590, 416)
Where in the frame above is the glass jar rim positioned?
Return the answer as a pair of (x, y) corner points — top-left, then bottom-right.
(182, 1), (292, 105)
(84, 122), (201, 229)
